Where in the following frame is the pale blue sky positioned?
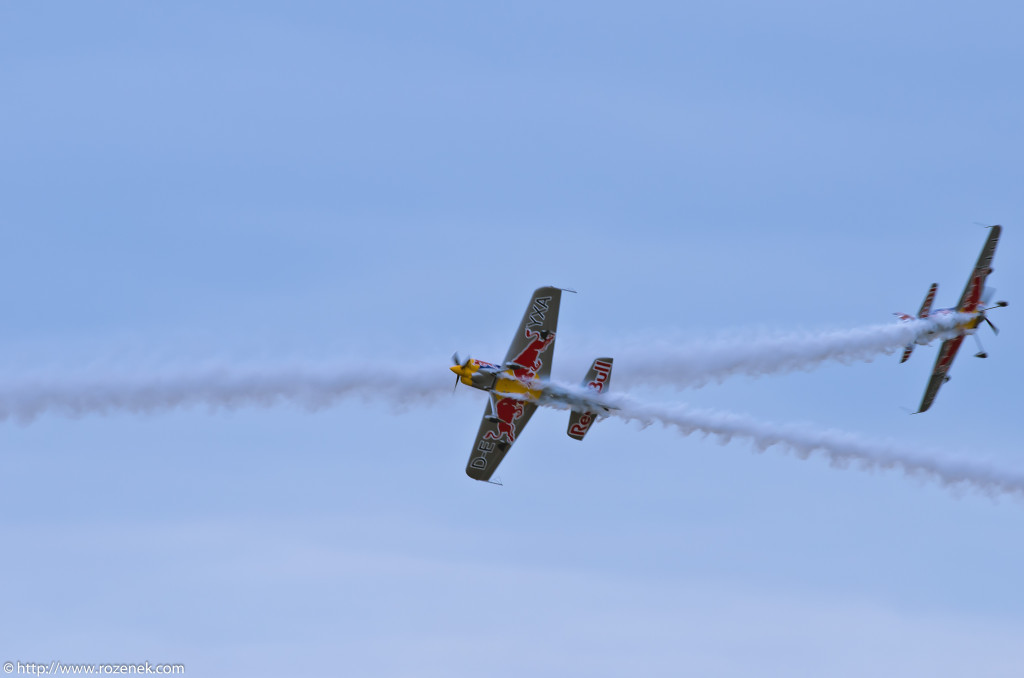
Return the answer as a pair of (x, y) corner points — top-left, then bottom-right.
(2, 2), (1023, 676)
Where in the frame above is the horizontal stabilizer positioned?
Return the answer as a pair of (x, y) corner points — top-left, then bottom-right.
(899, 283), (938, 364)
(567, 358), (613, 441)
(918, 283), (938, 318)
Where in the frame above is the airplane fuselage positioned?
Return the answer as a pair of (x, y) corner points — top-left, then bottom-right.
(906, 308), (981, 346)
(897, 304), (985, 345)
(450, 360), (544, 400)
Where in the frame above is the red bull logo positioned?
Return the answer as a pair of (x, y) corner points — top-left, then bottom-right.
(569, 412), (594, 438)
(961, 275), (983, 313)
(587, 359), (612, 392)
(509, 329), (556, 377)
(484, 397), (526, 443)
(936, 337), (963, 370)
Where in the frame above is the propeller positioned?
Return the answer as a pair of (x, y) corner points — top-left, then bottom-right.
(976, 291), (1007, 336)
(451, 353), (461, 392)
(451, 352), (472, 392)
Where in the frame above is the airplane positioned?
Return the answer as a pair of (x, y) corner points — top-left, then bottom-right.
(896, 225), (1007, 413)
(450, 286), (615, 482)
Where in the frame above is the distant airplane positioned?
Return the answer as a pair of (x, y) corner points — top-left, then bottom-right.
(896, 225), (1007, 413)
(451, 286), (614, 482)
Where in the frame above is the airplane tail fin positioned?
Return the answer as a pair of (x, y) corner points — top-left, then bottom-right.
(567, 358), (613, 441)
(900, 283), (939, 364)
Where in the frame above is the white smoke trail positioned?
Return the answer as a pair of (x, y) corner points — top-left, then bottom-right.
(3, 355), (1018, 500)
(540, 383), (1024, 500)
(612, 314), (972, 389)
(0, 362), (448, 424)
(0, 313), (968, 422)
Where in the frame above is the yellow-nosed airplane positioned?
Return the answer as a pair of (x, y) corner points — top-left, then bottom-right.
(451, 287), (614, 482)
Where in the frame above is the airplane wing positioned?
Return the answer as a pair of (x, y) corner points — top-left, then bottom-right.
(956, 225), (1001, 312)
(464, 287), (561, 481)
(918, 335), (964, 413)
(465, 397), (538, 481)
(503, 286), (561, 379)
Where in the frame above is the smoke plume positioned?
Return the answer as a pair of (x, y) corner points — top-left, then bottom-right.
(2, 353), (1017, 501)
(0, 363), (446, 424)
(613, 314), (971, 389)
(542, 383), (1023, 500)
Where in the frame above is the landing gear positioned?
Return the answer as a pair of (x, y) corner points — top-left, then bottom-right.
(971, 332), (989, 359)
